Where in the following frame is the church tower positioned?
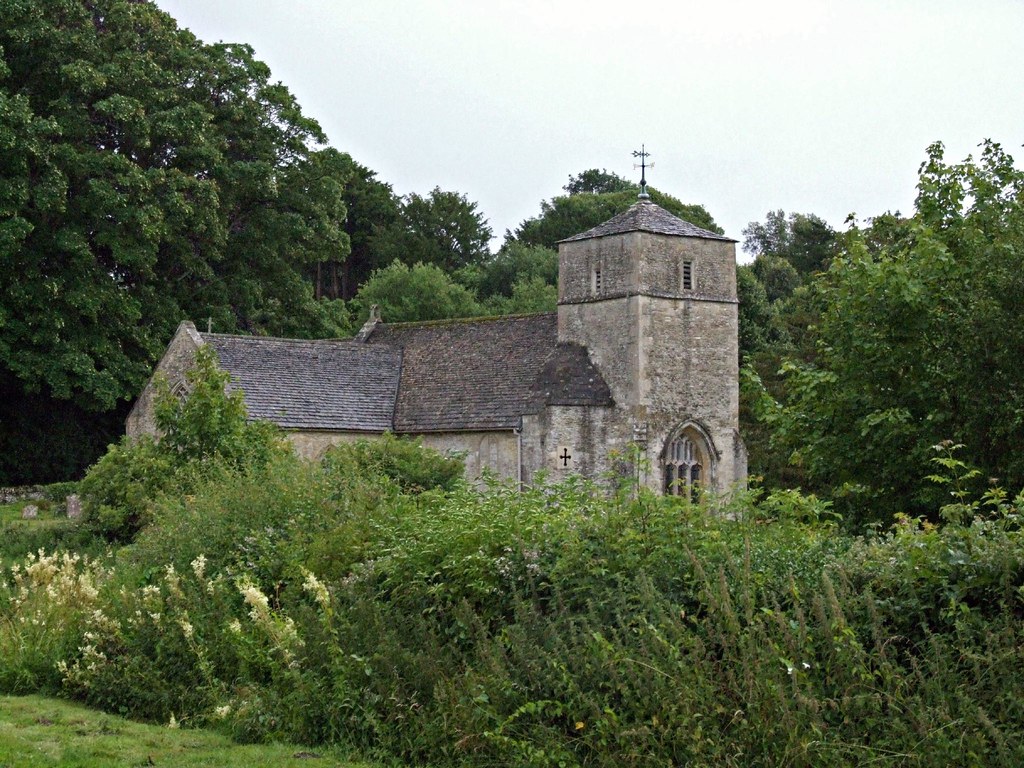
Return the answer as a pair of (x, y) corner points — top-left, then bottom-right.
(554, 198), (746, 497)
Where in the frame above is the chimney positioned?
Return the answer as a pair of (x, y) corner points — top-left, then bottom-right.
(354, 304), (382, 343)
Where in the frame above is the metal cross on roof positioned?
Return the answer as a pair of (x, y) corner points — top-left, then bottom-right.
(632, 145), (653, 199)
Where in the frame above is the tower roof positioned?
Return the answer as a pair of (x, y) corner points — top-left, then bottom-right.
(559, 199), (735, 243)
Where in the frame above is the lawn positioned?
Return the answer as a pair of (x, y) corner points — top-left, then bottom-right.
(0, 499), (53, 524)
(0, 696), (382, 768)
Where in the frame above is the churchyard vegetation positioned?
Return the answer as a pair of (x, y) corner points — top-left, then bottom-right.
(741, 140), (1024, 522)
(2, 0), (1024, 763)
(2, 357), (1024, 765)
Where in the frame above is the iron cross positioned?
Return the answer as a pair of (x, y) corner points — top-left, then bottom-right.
(559, 448), (572, 467)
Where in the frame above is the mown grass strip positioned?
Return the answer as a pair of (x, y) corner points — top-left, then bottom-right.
(0, 695), (381, 768)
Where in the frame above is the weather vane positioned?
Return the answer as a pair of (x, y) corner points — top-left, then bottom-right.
(632, 145), (653, 199)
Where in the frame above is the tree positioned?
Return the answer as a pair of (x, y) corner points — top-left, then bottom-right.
(508, 175), (723, 250)
(743, 210), (837, 276)
(0, 0), (349, 482)
(483, 277), (557, 315)
(562, 168), (634, 195)
(764, 141), (1024, 521)
(307, 154), (399, 303)
(374, 187), (492, 273)
(464, 242), (558, 302)
(353, 261), (482, 324)
(736, 265), (773, 359)
(750, 255), (801, 304)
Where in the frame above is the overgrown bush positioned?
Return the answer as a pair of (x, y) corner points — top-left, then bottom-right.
(320, 433), (465, 494)
(3, 439), (1024, 766)
(78, 436), (177, 543)
(78, 346), (286, 542)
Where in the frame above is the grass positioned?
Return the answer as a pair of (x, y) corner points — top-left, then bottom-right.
(0, 696), (383, 768)
(0, 500), (51, 524)
(0, 504), (91, 571)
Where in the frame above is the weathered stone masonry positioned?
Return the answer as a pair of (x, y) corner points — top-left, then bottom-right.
(127, 199), (746, 496)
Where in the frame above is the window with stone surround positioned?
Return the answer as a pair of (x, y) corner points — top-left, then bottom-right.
(592, 267), (603, 295)
(682, 260), (693, 290)
(663, 424), (713, 500)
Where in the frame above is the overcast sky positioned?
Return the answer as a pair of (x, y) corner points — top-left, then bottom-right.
(157, 0), (1024, 252)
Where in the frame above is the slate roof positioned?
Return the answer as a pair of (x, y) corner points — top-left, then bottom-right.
(533, 342), (614, 407)
(199, 315), (614, 434)
(560, 199), (735, 243)
(367, 313), (613, 432)
(201, 334), (401, 431)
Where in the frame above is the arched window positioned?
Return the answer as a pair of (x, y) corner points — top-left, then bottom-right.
(663, 424), (717, 500)
(664, 434), (702, 499)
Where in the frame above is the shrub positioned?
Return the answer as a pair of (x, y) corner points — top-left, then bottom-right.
(0, 550), (114, 693)
(78, 437), (176, 543)
(320, 433), (465, 494)
(153, 346), (284, 470)
(5, 444), (1024, 766)
(79, 346), (286, 543)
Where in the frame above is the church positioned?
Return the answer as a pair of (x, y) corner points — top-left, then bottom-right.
(127, 193), (747, 497)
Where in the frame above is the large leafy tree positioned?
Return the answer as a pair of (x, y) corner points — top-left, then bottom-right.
(507, 169), (723, 250)
(743, 210), (837, 277)
(0, 0), (350, 482)
(463, 242), (558, 302)
(354, 261), (481, 324)
(762, 141), (1024, 521)
(374, 187), (492, 274)
(311, 157), (400, 301)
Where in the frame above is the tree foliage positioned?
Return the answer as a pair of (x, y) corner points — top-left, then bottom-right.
(78, 345), (284, 542)
(761, 141), (1024, 520)
(374, 187), (492, 273)
(562, 168), (635, 195)
(508, 170), (723, 250)
(743, 209), (837, 276)
(0, 0), (351, 481)
(311, 157), (400, 301)
(460, 242), (558, 300)
(354, 261), (482, 324)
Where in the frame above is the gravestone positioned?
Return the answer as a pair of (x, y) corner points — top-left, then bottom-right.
(21, 504), (38, 519)
(66, 494), (82, 519)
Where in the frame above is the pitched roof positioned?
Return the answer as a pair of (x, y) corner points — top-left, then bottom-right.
(367, 313), (612, 432)
(199, 315), (614, 434)
(559, 199), (734, 243)
(201, 333), (400, 431)
(533, 342), (614, 407)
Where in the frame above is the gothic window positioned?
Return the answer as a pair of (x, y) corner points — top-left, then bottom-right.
(682, 260), (693, 290)
(664, 433), (704, 500)
(169, 378), (192, 402)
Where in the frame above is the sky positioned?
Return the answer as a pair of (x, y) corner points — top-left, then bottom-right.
(157, 0), (1024, 254)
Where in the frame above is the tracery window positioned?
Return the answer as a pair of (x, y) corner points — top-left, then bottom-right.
(664, 434), (702, 500)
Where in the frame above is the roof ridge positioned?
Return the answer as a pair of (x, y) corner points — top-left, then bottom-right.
(201, 331), (356, 343)
(380, 311), (556, 330)
(202, 333), (396, 354)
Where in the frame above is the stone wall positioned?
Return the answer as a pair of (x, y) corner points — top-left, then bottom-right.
(286, 429), (521, 485)
(521, 405), (621, 487)
(0, 486), (46, 505)
(416, 431), (520, 484)
(125, 321), (204, 438)
(556, 229), (745, 496)
(286, 430), (375, 460)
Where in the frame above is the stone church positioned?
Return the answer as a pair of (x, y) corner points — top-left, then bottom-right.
(127, 196), (746, 497)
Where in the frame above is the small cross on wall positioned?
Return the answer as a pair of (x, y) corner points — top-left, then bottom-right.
(554, 446), (575, 470)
